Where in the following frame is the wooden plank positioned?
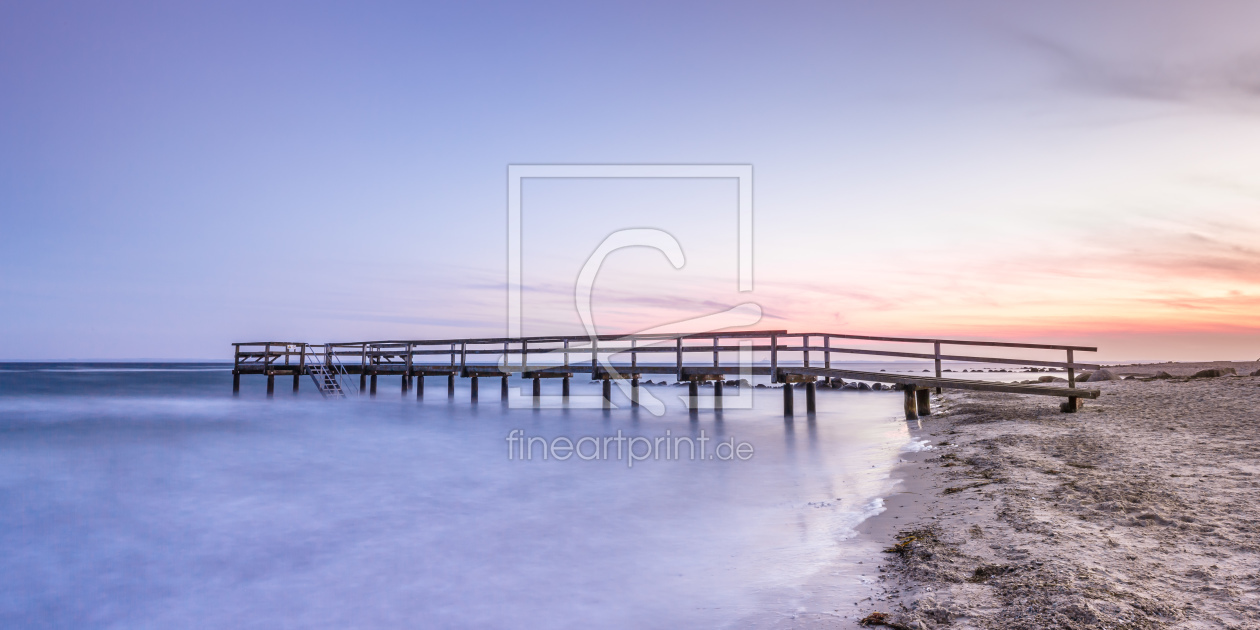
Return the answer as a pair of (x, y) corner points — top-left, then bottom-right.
(782, 367), (1101, 399)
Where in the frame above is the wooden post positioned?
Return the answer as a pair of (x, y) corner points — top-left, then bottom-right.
(447, 374), (455, 398)
(688, 380), (698, 410)
(401, 373), (408, 395)
(1063, 349), (1080, 412)
(770, 334), (779, 383)
(824, 336), (830, 370)
(563, 376), (571, 400)
(470, 376), (478, 401)
(630, 377), (639, 408)
(232, 371), (240, 396)
(916, 388), (931, 416)
(803, 335), (810, 368)
(293, 374), (300, 393)
(563, 339), (569, 368)
(934, 341), (942, 395)
(783, 381), (794, 415)
(630, 339), (637, 371)
(370, 373), (377, 396)
(522, 341), (529, 369)
(417, 375), (424, 399)
(405, 343), (413, 387)
(501, 375), (509, 400)
(714, 379), (723, 411)
(264, 343), (272, 376)
(532, 377), (541, 401)
(267, 374), (275, 398)
(603, 378), (612, 409)
(675, 337), (683, 381)
(359, 372), (367, 394)
(713, 337), (720, 368)
(806, 381), (816, 413)
(297, 343), (306, 391)
(459, 342), (467, 376)
(903, 386), (919, 420)
(591, 338), (598, 380)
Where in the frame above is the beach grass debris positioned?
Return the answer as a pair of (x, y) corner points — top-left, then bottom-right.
(858, 611), (913, 628)
(967, 563), (1016, 582)
(943, 482), (991, 495)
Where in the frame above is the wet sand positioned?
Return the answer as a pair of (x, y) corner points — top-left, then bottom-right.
(764, 361), (1260, 629)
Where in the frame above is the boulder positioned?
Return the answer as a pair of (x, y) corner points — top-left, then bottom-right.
(1192, 368), (1236, 378)
(1251, 369), (1260, 377)
(1154, 371), (1174, 379)
(1084, 369), (1119, 382)
(870, 383), (885, 391)
(1037, 375), (1066, 383)
(739, 379), (752, 388)
(857, 382), (871, 391)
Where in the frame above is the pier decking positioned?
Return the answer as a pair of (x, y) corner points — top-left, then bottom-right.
(232, 330), (1101, 418)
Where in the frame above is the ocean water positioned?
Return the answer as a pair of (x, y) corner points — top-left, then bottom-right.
(0, 364), (928, 629)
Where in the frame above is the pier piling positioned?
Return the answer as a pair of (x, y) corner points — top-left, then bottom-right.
(783, 382), (794, 415)
(602, 378), (612, 409)
(916, 388), (931, 415)
(370, 374), (377, 396)
(232, 372), (240, 396)
(266, 374), (275, 397)
(806, 381), (816, 413)
(631, 378), (639, 408)
(417, 375), (424, 399)
(447, 374), (455, 398)
(501, 376), (508, 401)
(470, 376), (478, 401)
(688, 380), (698, 410)
(713, 380), (723, 411)
(903, 386), (919, 420)
(293, 374), (300, 393)
(562, 376), (570, 400)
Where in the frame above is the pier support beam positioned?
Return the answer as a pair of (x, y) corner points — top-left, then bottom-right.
(359, 373), (367, 395)
(266, 374), (275, 398)
(1060, 396), (1083, 413)
(783, 382), (794, 416)
(713, 380), (723, 411)
(293, 374), (300, 393)
(416, 375), (424, 399)
(903, 386), (919, 421)
(470, 376), (478, 401)
(562, 376), (570, 400)
(806, 381), (816, 413)
(916, 388), (931, 416)
(501, 376), (509, 401)
(402, 374), (409, 395)
(688, 380), (698, 410)
(602, 378), (612, 409)
(532, 377), (541, 400)
(631, 378), (639, 408)
(232, 372), (240, 396)
(447, 374), (455, 398)
(370, 374), (377, 397)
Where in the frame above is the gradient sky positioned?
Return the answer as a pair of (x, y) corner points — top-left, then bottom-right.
(2, 1), (1259, 361)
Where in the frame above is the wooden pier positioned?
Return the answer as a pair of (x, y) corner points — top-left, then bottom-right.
(232, 330), (1101, 418)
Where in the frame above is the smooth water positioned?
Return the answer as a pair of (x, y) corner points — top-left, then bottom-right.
(0, 364), (924, 629)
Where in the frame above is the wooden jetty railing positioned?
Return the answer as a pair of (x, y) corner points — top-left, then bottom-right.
(232, 330), (1102, 418)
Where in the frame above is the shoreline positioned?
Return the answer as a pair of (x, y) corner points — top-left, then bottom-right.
(848, 360), (1260, 629)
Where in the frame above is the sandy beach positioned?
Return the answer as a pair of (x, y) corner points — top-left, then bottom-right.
(768, 361), (1260, 629)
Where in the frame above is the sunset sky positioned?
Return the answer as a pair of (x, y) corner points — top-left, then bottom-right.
(2, 1), (1259, 361)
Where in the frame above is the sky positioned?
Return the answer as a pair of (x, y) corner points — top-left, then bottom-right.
(2, 0), (1259, 361)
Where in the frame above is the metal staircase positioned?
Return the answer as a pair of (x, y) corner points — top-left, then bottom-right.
(305, 345), (357, 397)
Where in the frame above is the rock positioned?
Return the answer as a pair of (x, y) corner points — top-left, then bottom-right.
(1037, 375), (1066, 383)
(1192, 368), (1236, 378)
(843, 382), (860, 389)
(870, 383), (884, 391)
(1251, 369), (1260, 377)
(829, 379), (845, 388)
(1154, 371), (1174, 379)
(1084, 368), (1119, 382)
(857, 382), (871, 391)
(739, 379), (752, 388)
(755, 384), (767, 389)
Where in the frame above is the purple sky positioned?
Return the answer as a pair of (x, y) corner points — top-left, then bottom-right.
(2, 1), (1259, 361)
